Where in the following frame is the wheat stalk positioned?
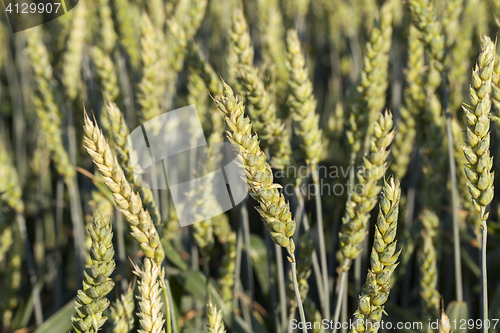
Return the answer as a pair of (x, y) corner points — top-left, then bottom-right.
(287, 232), (313, 320)
(97, 0), (117, 53)
(72, 210), (116, 333)
(83, 111), (165, 265)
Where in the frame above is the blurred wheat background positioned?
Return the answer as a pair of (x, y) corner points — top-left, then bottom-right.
(1, 0), (500, 332)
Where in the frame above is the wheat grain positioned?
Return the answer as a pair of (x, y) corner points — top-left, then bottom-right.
(83, 111), (165, 265)
(72, 210), (116, 333)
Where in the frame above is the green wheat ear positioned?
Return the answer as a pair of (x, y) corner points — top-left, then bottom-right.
(462, 35), (495, 222)
(71, 210), (116, 333)
(109, 283), (136, 333)
(351, 176), (401, 332)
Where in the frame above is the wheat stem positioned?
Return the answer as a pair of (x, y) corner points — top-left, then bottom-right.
(291, 262), (307, 333)
(312, 169), (329, 317)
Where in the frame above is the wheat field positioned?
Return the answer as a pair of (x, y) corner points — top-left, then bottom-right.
(1, 0), (500, 332)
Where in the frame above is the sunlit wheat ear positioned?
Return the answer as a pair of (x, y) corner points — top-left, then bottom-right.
(351, 176), (401, 332)
(83, 111), (165, 265)
(132, 258), (165, 333)
(213, 80), (296, 261)
(71, 210), (116, 333)
(461, 35), (495, 222)
(106, 102), (162, 229)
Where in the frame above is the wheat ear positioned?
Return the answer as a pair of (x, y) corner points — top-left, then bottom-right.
(207, 299), (226, 333)
(137, 13), (164, 125)
(407, 0), (445, 71)
(83, 111), (165, 265)
(62, 1), (87, 100)
(346, 2), (393, 154)
(132, 259), (165, 333)
(285, 29), (325, 168)
(391, 25), (423, 178)
(97, 0), (117, 53)
(110, 284), (136, 333)
(230, 8), (292, 169)
(214, 80), (307, 331)
(337, 110), (395, 272)
(72, 210), (116, 333)
(351, 176), (401, 332)
(90, 46), (119, 103)
(106, 102), (162, 229)
(288, 232), (313, 320)
(114, 0), (141, 67)
(462, 36), (495, 222)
